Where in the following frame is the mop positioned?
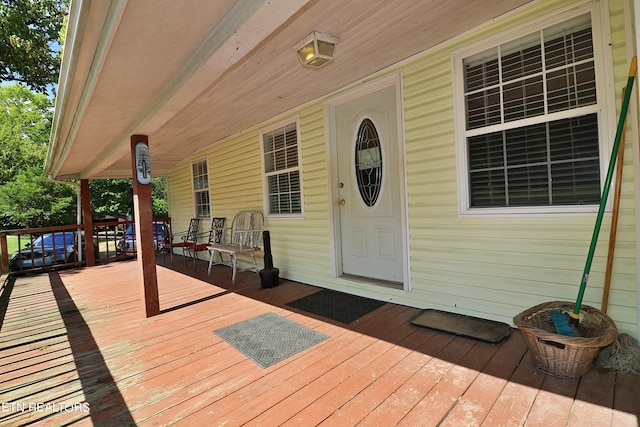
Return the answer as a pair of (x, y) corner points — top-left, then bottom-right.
(595, 333), (640, 372)
(592, 65), (640, 373)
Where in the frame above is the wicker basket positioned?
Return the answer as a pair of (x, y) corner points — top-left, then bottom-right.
(513, 301), (617, 378)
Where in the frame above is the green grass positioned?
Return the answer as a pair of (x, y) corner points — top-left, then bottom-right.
(1, 236), (21, 271)
(6, 235), (20, 254)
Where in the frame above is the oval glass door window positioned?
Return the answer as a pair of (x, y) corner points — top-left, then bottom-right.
(354, 118), (382, 207)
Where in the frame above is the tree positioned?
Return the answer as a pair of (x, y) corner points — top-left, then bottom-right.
(0, 83), (77, 228)
(89, 179), (134, 219)
(0, 84), (52, 184)
(0, 166), (76, 228)
(0, 0), (67, 93)
(89, 177), (169, 219)
(151, 177), (168, 217)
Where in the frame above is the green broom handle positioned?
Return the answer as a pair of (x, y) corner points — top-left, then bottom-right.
(572, 56), (637, 321)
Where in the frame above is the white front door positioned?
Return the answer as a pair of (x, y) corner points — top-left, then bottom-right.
(331, 79), (405, 285)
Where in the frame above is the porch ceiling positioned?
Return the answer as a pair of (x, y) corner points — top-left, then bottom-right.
(46, 0), (532, 180)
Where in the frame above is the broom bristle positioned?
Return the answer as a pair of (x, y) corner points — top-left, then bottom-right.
(595, 333), (640, 372)
(551, 311), (574, 336)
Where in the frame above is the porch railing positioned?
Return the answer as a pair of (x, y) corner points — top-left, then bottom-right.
(0, 218), (171, 275)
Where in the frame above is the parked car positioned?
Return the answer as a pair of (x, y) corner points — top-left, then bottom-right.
(116, 222), (168, 255)
(9, 231), (91, 272)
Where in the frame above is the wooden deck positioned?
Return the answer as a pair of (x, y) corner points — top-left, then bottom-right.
(0, 258), (638, 426)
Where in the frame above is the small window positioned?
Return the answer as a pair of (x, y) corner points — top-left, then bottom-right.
(261, 120), (303, 216)
(455, 10), (606, 213)
(192, 159), (210, 218)
(355, 118), (383, 207)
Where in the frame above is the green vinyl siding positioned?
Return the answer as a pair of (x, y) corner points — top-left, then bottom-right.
(167, 0), (637, 337)
(269, 104), (333, 281)
(167, 164), (196, 235)
(401, 0), (636, 334)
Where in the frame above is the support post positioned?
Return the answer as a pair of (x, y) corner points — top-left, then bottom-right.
(80, 179), (95, 267)
(1, 233), (8, 275)
(131, 135), (159, 317)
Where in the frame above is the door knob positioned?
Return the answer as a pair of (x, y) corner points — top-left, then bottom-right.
(338, 199), (346, 206)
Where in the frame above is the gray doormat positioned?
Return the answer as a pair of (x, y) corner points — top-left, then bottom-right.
(214, 312), (330, 368)
(410, 309), (513, 344)
(286, 289), (386, 324)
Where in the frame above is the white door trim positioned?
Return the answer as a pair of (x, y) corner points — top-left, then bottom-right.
(324, 71), (411, 291)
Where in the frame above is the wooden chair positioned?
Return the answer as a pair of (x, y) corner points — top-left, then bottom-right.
(207, 211), (264, 284)
(164, 218), (200, 267)
(184, 217), (225, 271)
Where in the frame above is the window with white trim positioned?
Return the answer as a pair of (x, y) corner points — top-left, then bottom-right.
(192, 159), (210, 218)
(456, 11), (607, 213)
(261, 120), (303, 216)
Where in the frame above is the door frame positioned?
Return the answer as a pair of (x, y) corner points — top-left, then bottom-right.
(324, 72), (411, 291)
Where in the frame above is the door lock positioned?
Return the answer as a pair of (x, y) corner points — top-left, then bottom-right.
(338, 199), (346, 206)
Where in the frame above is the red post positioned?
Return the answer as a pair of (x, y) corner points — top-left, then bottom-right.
(131, 135), (159, 317)
(0, 233), (8, 275)
(80, 179), (95, 267)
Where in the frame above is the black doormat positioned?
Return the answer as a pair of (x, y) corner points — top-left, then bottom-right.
(286, 289), (386, 324)
(214, 312), (329, 368)
(410, 309), (513, 343)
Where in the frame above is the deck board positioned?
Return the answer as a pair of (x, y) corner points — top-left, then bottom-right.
(0, 258), (638, 426)
(524, 373), (580, 427)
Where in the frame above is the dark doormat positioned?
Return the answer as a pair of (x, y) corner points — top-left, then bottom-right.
(286, 289), (386, 324)
(214, 312), (329, 368)
(410, 309), (513, 344)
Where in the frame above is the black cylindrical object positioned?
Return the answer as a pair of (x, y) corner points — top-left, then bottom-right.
(259, 230), (279, 288)
(263, 230), (274, 269)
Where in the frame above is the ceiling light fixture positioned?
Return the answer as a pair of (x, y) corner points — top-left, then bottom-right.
(293, 31), (339, 68)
